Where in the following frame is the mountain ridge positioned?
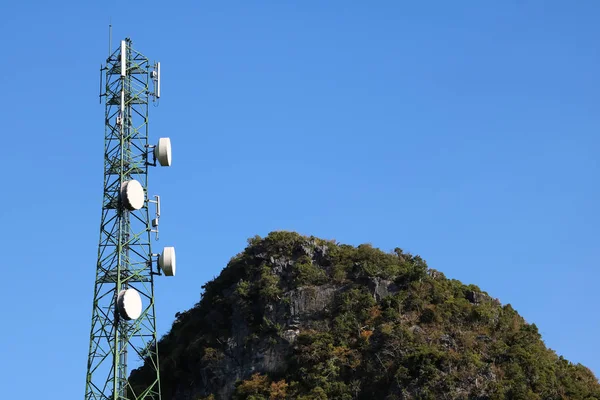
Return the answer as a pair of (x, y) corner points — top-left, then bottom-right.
(129, 231), (600, 399)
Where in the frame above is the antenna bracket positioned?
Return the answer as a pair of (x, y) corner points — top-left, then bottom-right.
(148, 195), (161, 241)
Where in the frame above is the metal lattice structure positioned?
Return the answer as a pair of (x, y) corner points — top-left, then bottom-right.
(85, 37), (171, 400)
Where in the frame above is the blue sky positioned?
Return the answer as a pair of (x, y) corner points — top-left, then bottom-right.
(0, 1), (598, 397)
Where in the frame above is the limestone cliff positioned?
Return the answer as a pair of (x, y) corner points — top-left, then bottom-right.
(129, 232), (600, 400)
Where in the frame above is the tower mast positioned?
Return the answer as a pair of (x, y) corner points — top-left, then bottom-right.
(85, 37), (175, 400)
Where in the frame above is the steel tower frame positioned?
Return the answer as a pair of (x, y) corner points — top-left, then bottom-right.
(85, 38), (162, 400)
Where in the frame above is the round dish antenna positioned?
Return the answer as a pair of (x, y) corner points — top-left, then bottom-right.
(117, 288), (143, 320)
(159, 246), (176, 276)
(120, 180), (145, 210)
(154, 138), (172, 167)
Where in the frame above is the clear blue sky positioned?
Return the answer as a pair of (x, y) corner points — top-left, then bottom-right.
(0, 1), (598, 397)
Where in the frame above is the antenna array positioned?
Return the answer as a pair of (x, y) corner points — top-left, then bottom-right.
(85, 37), (174, 400)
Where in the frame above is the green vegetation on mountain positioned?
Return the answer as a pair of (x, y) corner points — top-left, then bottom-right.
(129, 231), (600, 399)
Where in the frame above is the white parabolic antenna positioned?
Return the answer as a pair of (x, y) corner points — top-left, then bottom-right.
(120, 180), (145, 210)
(155, 138), (172, 167)
(159, 246), (176, 276)
(117, 288), (143, 320)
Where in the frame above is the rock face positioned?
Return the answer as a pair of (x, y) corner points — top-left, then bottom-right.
(365, 277), (399, 301)
(289, 285), (337, 319)
(128, 232), (600, 400)
(466, 290), (490, 305)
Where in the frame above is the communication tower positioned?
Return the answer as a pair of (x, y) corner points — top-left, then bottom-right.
(85, 35), (175, 400)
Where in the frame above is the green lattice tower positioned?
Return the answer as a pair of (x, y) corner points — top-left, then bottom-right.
(85, 37), (169, 400)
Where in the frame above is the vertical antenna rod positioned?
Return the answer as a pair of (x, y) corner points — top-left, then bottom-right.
(108, 22), (112, 59)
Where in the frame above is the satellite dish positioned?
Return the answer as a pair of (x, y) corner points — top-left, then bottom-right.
(159, 246), (176, 276)
(120, 180), (145, 210)
(117, 288), (143, 320)
(154, 138), (172, 167)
